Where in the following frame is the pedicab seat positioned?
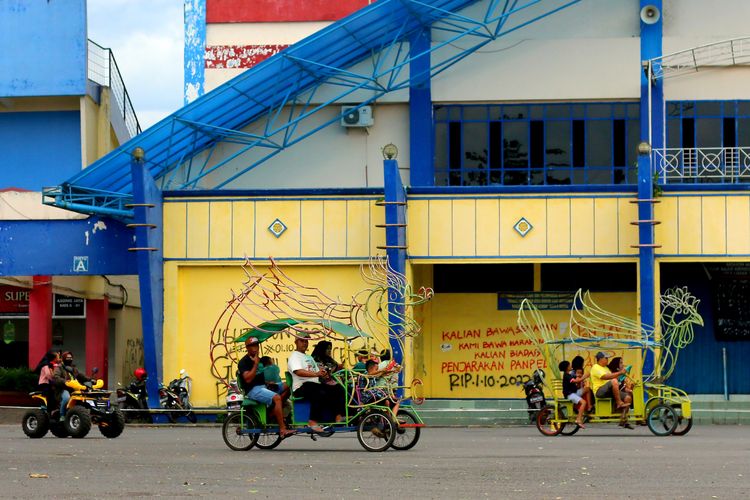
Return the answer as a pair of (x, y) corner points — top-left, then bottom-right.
(285, 372), (311, 424)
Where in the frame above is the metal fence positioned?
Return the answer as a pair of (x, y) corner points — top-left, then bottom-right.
(653, 147), (750, 183)
(87, 39), (142, 137)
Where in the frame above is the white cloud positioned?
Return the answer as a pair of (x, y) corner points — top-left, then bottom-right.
(87, 0), (184, 129)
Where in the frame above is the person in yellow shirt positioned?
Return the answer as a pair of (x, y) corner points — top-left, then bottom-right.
(590, 351), (633, 429)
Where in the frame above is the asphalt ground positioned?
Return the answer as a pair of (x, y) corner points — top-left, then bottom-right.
(0, 423), (748, 499)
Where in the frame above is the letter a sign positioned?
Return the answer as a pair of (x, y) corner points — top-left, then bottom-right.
(73, 256), (89, 273)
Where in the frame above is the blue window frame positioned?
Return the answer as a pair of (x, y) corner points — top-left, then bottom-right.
(433, 102), (640, 187)
(666, 100), (750, 149)
(663, 100), (750, 184)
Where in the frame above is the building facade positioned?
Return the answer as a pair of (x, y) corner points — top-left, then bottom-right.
(0, 0), (142, 386)
(38, 0), (750, 407)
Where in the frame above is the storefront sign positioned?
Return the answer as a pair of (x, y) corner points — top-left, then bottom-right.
(0, 286), (30, 316)
(0, 286), (86, 318)
(53, 295), (86, 318)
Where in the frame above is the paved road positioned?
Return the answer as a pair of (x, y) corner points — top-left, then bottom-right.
(1, 423), (748, 499)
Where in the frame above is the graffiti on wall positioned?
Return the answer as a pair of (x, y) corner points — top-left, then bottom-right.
(123, 337), (144, 382)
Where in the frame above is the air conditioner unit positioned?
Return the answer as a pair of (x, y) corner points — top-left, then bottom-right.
(341, 105), (373, 127)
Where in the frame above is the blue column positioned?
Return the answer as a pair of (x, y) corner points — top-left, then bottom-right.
(409, 29), (433, 186)
(130, 148), (165, 412)
(383, 158), (407, 395)
(639, 0), (663, 375)
(184, 0), (206, 104)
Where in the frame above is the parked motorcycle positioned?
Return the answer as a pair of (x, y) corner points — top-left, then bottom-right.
(225, 380), (242, 410)
(116, 367), (150, 423)
(160, 369), (197, 423)
(522, 369), (547, 423)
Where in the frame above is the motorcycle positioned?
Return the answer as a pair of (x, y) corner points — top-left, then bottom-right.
(116, 379), (150, 423)
(522, 369), (547, 423)
(22, 367), (125, 439)
(160, 369), (197, 423)
(225, 380), (243, 410)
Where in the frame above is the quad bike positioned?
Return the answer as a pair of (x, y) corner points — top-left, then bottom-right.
(22, 375), (125, 439)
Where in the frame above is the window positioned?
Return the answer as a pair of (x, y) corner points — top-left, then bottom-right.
(434, 102), (639, 186)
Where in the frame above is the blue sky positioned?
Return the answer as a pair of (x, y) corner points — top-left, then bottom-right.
(87, 0), (184, 129)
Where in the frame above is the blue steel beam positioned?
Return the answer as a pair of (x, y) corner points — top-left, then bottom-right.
(49, 0), (581, 216)
(176, 0), (582, 190)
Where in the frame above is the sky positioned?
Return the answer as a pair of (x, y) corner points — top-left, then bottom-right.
(87, 0), (184, 130)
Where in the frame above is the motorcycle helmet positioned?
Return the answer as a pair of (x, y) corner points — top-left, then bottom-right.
(134, 367), (147, 381)
(532, 369), (545, 386)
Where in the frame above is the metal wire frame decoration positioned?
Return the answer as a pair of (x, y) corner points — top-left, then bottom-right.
(209, 256), (433, 405)
(518, 287), (703, 383)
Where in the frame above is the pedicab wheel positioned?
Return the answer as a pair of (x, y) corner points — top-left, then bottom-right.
(391, 410), (421, 451)
(535, 406), (563, 436)
(555, 406), (580, 436)
(22, 409), (49, 438)
(255, 428), (283, 450)
(670, 405), (693, 436)
(222, 412), (258, 451)
(99, 409), (125, 438)
(65, 407), (92, 438)
(647, 404), (678, 436)
(357, 410), (395, 452)
(49, 421), (69, 438)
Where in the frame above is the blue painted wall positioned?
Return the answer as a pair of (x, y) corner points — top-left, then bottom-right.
(0, 0), (87, 97)
(662, 264), (750, 395)
(0, 111), (82, 190)
(0, 218), (138, 276)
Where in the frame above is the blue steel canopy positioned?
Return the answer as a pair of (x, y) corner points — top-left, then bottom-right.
(44, 0), (581, 219)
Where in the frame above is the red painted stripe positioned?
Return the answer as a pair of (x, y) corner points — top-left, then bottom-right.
(207, 0), (372, 23)
(205, 44), (288, 69)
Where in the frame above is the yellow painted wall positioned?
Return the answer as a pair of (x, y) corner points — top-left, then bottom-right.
(656, 194), (750, 255)
(163, 263), (392, 406)
(423, 292), (637, 398)
(407, 195), (639, 259)
(163, 196), (384, 260)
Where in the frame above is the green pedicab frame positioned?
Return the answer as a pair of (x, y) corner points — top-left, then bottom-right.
(221, 317), (424, 452)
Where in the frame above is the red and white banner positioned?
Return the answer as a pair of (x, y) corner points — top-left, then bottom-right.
(205, 44), (288, 69)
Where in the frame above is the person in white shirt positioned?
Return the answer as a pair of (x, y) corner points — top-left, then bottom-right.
(287, 334), (345, 432)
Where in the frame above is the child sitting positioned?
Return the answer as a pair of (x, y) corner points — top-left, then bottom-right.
(357, 360), (400, 416)
(559, 360), (587, 429)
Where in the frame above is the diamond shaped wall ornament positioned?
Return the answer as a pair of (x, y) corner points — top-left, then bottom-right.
(268, 218), (287, 238)
(513, 217), (533, 237)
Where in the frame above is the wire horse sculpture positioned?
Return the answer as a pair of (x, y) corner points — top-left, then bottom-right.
(209, 256), (433, 405)
(518, 287), (703, 382)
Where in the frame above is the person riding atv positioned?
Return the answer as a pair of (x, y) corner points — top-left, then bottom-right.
(22, 352), (125, 439)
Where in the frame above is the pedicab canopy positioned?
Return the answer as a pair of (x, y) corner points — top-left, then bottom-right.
(234, 318), (370, 344)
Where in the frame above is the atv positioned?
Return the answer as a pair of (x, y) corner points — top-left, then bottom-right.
(22, 376), (125, 439)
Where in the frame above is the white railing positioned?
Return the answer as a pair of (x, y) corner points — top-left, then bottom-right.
(88, 40), (141, 137)
(653, 147), (750, 183)
(649, 37), (750, 81)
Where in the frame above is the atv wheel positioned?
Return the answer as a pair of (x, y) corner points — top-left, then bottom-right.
(65, 407), (92, 438)
(22, 409), (49, 438)
(49, 421), (69, 438)
(99, 409), (125, 438)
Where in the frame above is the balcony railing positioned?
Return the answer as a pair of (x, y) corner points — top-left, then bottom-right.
(87, 39), (141, 137)
(653, 147), (750, 183)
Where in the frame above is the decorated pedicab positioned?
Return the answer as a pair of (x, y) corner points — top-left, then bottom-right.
(518, 287), (703, 437)
(210, 256), (432, 452)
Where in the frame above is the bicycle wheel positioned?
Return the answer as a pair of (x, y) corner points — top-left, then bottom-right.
(357, 410), (395, 452)
(222, 412), (258, 451)
(535, 406), (562, 436)
(670, 404), (693, 436)
(255, 427), (283, 449)
(391, 410), (421, 451)
(558, 406), (580, 436)
(647, 404), (678, 436)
